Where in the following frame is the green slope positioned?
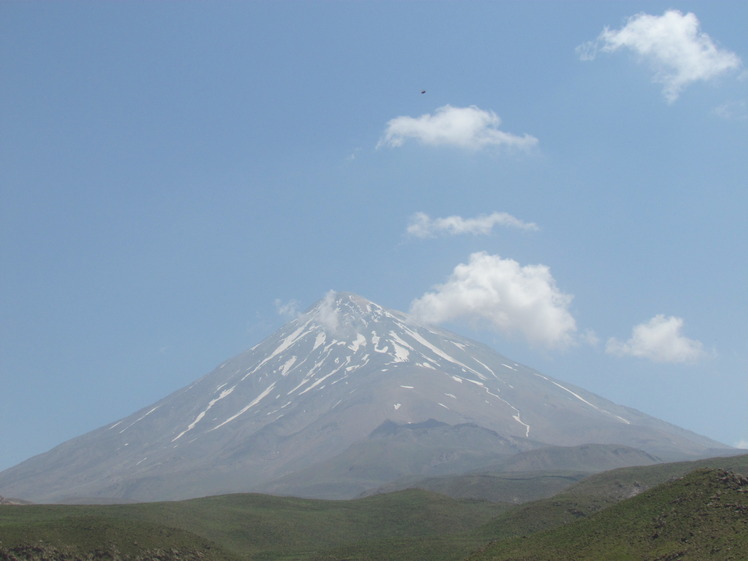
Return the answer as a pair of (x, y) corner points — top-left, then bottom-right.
(0, 504), (233, 561)
(475, 453), (748, 541)
(0, 488), (509, 561)
(132, 488), (511, 561)
(468, 467), (748, 561)
(2, 455), (746, 561)
(369, 470), (591, 504)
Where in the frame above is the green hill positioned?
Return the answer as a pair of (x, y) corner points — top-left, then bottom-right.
(468, 467), (748, 561)
(367, 470), (591, 504)
(2, 454), (747, 561)
(0, 488), (509, 561)
(0, 507), (232, 561)
(366, 443), (664, 504)
(475, 453), (748, 541)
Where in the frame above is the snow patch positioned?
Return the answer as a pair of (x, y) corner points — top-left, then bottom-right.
(471, 358), (494, 380)
(313, 331), (326, 350)
(242, 322), (312, 380)
(479, 385), (531, 437)
(279, 356), (297, 376)
(402, 325), (486, 379)
(119, 406), (160, 434)
(172, 386), (236, 442)
(390, 340), (410, 362)
(534, 372), (630, 424)
(372, 332), (389, 353)
(389, 331), (415, 351)
(299, 359), (349, 395)
(212, 382), (277, 430)
(348, 333), (367, 352)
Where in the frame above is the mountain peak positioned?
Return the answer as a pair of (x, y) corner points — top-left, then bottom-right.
(303, 291), (403, 340)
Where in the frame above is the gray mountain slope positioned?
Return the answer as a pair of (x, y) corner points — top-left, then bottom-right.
(256, 419), (542, 499)
(0, 292), (729, 503)
(362, 443), (661, 503)
(256, 429), (660, 500)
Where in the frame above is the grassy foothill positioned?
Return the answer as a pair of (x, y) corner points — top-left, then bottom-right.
(1, 455), (747, 561)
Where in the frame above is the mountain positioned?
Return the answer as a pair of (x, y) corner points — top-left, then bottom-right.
(0, 292), (730, 503)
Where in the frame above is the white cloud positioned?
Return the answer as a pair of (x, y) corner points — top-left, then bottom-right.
(735, 439), (748, 450)
(377, 105), (538, 150)
(275, 298), (301, 319)
(606, 314), (706, 363)
(578, 10), (741, 102)
(407, 211), (539, 238)
(580, 329), (600, 347)
(410, 252), (577, 350)
(714, 100), (748, 121)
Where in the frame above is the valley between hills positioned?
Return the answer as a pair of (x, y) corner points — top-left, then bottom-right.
(1, 453), (747, 561)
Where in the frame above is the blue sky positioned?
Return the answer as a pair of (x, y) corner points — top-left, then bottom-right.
(2, 1), (747, 472)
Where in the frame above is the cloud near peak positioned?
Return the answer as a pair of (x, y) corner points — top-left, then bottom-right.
(275, 298), (301, 319)
(605, 314), (706, 363)
(578, 9), (741, 102)
(410, 252), (577, 350)
(377, 105), (538, 150)
(407, 211), (539, 238)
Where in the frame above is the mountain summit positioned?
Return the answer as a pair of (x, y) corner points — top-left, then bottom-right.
(0, 292), (728, 502)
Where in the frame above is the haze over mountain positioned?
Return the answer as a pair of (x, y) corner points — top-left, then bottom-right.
(0, 292), (730, 503)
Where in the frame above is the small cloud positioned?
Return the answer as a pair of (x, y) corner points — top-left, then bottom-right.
(407, 211), (539, 238)
(580, 329), (600, 347)
(377, 105), (538, 150)
(714, 100), (748, 121)
(735, 439), (748, 450)
(578, 10), (741, 103)
(606, 314), (706, 363)
(275, 298), (301, 320)
(410, 252), (577, 350)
